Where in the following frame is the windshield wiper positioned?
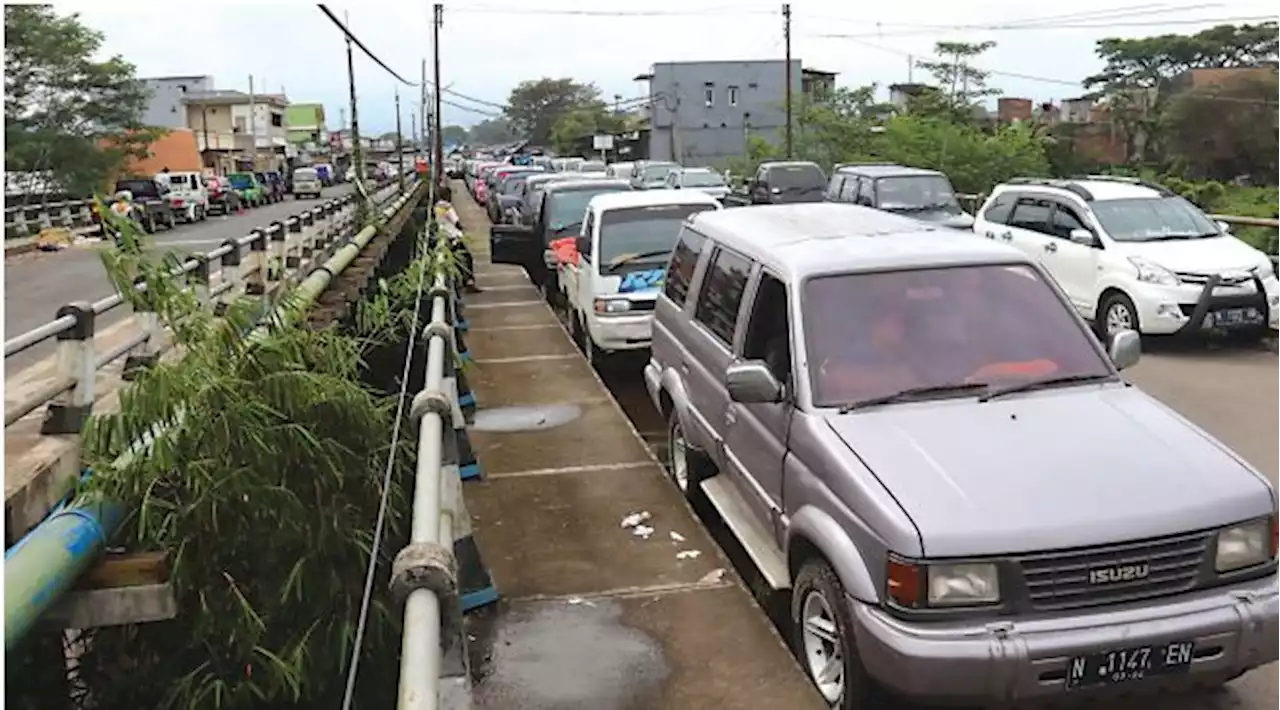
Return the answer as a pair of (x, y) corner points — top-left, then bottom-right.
(552, 220), (583, 236)
(837, 382), (989, 413)
(979, 373), (1114, 402)
(602, 249), (673, 273)
(1142, 232), (1217, 241)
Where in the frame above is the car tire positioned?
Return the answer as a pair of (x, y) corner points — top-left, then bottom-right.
(144, 215), (156, 233)
(665, 410), (714, 499)
(791, 557), (875, 710)
(1097, 291), (1141, 338)
(166, 212), (177, 230)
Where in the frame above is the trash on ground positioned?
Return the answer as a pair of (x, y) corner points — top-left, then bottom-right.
(566, 596), (595, 607)
(675, 550), (701, 560)
(632, 524), (655, 539)
(698, 568), (726, 585)
(620, 510), (652, 529)
(668, 531), (685, 543)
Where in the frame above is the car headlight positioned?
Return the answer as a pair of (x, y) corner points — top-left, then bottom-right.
(927, 563), (1001, 606)
(593, 298), (632, 315)
(1129, 257), (1179, 286)
(1214, 519), (1273, 573)
(1256, 259), (1276, 279)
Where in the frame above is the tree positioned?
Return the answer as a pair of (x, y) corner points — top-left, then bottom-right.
(503, 78), (603, 144)
(467, 117), (514, 146)
(4, 6), (157, 197)
(548, 104), (625, 155)
(1161, 73), (1278, 182)
(441, 125), (468, 145)
(915, 41), (1000, 118)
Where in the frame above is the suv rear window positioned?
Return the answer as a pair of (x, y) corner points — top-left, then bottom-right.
(804, 264), (1110, 408)
(766, 164), (826, 189)
(693, 247), (753, 345)
(117, 180), (159, 197)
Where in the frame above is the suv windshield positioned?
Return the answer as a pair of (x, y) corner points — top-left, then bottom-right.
(804, 264), (1112, 408)
(1090, 196), (1220, 241)
(228, 174), (254, 189)
(875, 175), (960, 211)
(766, 164), (826, 190)
(683, 171), (726, 187)
(548, 187), (629, 232)
(598, 204), (717, 266)
(642, 164), (678, 182)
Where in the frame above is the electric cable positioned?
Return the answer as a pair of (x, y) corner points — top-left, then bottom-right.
(318, 4), (418, 86)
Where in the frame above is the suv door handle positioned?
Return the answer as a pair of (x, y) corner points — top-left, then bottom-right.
(1044, 241), (1058, 253)
(1000, 231), (1013, 241)
(725, 409), (737, 426)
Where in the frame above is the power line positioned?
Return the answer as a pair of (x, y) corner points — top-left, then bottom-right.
(812, 14), (1276, 39)
(453, 5), (772, 16)
(317, 4), (417, 86)
(807, 3), (1223, 30)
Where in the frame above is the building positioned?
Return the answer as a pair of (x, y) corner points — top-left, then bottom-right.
(1168, 66), (1277, 92)
(183, 91), (290, 172)
(285, 103), (328, 148)
(634, 60), (837, 167)
(1060, 96), (1094, 124)
(887, 83), (935, 110)
(997, 97), (1034, 123)
(139, 75), (214, 128)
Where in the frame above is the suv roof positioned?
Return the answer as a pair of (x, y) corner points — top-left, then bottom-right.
(836, 164), (941, 179)
(690, 203), (1024, 279)
(589, 189), (719, 211)
(544, 178), (631, 194)
(996, 175), (1175, 202)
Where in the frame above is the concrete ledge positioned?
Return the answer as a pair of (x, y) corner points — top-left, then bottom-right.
(46, 583), (178, 628)
(469, 401), (652, 474)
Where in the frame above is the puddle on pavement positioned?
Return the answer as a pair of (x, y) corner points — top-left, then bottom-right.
(469, 404), (583, 432)
(470, 600), (669, 710)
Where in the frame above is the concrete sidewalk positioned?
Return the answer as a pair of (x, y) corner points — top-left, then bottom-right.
(456, 190), (825, 710)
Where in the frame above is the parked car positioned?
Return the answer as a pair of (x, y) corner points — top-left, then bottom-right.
(155, 171), (210, 223)
(204, 176), (241, 215)
(606, 161), (635, 181)
(260, 171), (287, 203)
(111, 177), (178, 233)
(226, 172), (266, 207)
(489, 170), (542, 224)
(579, 159), (606, 173)
(643, 202), (1278, 709)
(559, 189), (721, 362)
(974, 175), (1280, 339)
(665, 167), (731, 201)
(825, 163), (973, 229)
(291, 167), (324, 199)
(315, 163), (335, 186)
(747, 160), (827, 204)
(631, 161), (680, 190)
(516, 173), (579, 228)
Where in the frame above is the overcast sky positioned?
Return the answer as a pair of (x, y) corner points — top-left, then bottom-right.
(66, 0), (1276, 135)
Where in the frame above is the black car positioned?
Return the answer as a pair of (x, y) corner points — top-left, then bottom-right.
(487, 169), (543, 223)
(748, 160), (827, 204)
(110, 178), (178, 233)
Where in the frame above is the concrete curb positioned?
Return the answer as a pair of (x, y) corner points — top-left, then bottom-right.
(4, 238), (38, 258)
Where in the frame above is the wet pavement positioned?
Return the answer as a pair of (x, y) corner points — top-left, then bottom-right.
(454, 191), (826, 710)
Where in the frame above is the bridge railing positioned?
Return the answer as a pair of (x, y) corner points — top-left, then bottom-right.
(4, 199), (97, 238)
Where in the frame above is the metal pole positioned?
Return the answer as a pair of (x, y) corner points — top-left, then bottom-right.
(783, 3), (793, 159)
(395, 90), (405, 192)
(345, 10), (363, 186)
(248, 75), (257, 169)
(201, 106), (211, 169)
(432, 4), (444, 187)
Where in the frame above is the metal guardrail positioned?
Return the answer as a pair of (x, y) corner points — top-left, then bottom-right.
(3, 181), (402, 435)
(3, 199), (97, 238)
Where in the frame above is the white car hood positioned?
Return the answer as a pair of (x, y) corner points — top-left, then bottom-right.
(1112, 235), (1267, 275)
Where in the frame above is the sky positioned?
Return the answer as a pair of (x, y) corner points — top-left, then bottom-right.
(65, 0), (1277, 135)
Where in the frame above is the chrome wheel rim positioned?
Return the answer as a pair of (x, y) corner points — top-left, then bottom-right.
(669, 421), (689, 492)
(801, 590), (844, 705)
(1106, 301), (1133, 335)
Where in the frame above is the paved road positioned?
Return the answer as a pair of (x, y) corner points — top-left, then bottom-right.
(4, 185), (351, 374)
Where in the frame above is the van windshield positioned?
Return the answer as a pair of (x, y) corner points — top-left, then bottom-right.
(547, 187), (630, 235)
(875, 175), (960, 212)
(804, 264), (1111, 408)
(228, 174), (254, 189)
(597, 204), (717, 267)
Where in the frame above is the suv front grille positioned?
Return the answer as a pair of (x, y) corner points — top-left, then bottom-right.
(1016, 531), (1211, 611)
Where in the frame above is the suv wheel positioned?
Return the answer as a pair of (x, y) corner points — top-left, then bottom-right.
(665, 411), (712, 498)
(166, 212), (177, 230)
(1098, 291), (1140, 337)
(792, 558), (873, 709)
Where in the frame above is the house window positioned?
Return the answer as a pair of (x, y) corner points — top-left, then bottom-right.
(704, 82), (714, 107)
(728, 86), (739, 107)
(270, 113), (283, 127)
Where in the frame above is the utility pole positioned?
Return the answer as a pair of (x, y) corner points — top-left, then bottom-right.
(248, 74), (257, 170)
(432, 3), (444, 189)
(343, 10), (365, 211)
(395, 90), (405, 192)
(783, 3), (793, 159)
(420, 59), (428, 161)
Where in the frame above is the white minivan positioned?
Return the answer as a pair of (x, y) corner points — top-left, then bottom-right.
(156, 171), (209, 223)
(561, 189), (722, 361)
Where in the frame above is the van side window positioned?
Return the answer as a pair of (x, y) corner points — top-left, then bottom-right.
(741, 273), (792, 384)
(982, 193), (1014, 224)
(839, 177), (860, 203)
(663, 228), (707, 306)
(856, 178), (875, 206)
(693, 247), (752, 346)
(824, 174), (844, 201)
(581, 213), (595, 257)
(1008, 198), (1052, 234)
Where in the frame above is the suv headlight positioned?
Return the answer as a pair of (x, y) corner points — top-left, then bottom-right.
(1129, 256), (1180, 286)
(593, 298), (632, 315)
(1214, 519), (1273, 573)
(886, 558), (1001, 608)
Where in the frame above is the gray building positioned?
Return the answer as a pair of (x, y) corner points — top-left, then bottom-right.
(636, 60), (835, 167)
(140, 75), (214, 128)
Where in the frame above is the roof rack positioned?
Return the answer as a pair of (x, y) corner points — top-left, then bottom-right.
(833, 162), (900, 171)
(1066, 174), (1174, 197)
(1005, 177), (1094, 201)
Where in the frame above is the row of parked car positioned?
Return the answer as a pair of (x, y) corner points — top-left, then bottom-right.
(94, 167), (331, 235)
(464, 154), (1279, 709)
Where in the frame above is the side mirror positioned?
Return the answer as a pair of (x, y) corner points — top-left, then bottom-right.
(1107, 329), (1141, 370)
(725, 361), (783, 403)
(575, 235), (590, 255)
(1215, 219), (1231, 234)
(1068, 228), (1095, 246)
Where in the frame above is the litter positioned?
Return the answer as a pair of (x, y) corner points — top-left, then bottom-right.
(632, 524), (655, 539)
(620, 511), (652, 529)
(566, 596), (595, 607)
(668, 531), (685, 543)
(697, 568), (726, 584)
(675, 550), (701, 560)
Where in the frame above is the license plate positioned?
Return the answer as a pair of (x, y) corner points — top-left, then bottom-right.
(1212, 307), (1261, 327)
(1066, 640), (1194, 690)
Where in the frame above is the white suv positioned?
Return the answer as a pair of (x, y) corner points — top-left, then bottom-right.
(973, 176), (1278, 337)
